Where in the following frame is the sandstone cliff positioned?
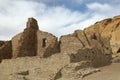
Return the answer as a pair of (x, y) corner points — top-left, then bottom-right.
(84, 15), (120, 55)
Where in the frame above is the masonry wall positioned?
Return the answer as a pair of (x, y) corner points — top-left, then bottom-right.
(70, 47), (112, 67)
(12, 18), (38, 58)
(60, 34), (83, 54)
(0, 41), (12, 61)
(12, 33), (22, 58)
(17, 27), (38, 57)
(11, 18), (60, 58)
(37, 31), (59, 58)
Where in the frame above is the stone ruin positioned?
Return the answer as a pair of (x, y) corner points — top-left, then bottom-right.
(1, 16), (120, 80)
(0, 17), (114, 67)
(12, 18), (59, 58)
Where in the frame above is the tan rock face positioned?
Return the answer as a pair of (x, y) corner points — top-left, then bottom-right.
(110, 27), (120, 54)
(80, 15), (120, 55)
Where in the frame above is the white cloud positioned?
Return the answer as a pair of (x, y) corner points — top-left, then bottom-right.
(57, 14), (106, 36)
(37, 6), (88, 36)
(87, 2), (111, 11)
(57, 2), (120, 37)
(0, 0), (88, 40)
(0, 0), (120, 40)
(0, 0), (45, 40)
(86, 2), (120, 17)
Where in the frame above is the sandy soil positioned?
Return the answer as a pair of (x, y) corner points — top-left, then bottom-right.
(83, 63), (120, 80)
(0, 63), (120, 80)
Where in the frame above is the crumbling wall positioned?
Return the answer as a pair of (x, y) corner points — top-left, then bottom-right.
(0, 41), (12, 61)
(11, 18), (59, 58)
(60, 27), (112, 67)
(37, 31), (59, 58)
(70, 47), (111, 67)
(60, 29), (107, 54)
(0, 53), (70, 77)
(60, 34), (83, 54)
(12, 18), (38, 58)
(12, 33), (22, 58)
(17, 26), (38, 57)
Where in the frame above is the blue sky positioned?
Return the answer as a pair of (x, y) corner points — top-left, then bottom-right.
(0, 0), (120, 40)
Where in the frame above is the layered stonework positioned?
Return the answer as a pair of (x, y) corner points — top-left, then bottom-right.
(0, 41), (12, 61)
(12, 18), (38, 58)
(37, 31), (59, 58)
(12, 18), (59, 58)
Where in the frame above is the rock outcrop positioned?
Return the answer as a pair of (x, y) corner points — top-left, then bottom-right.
(83, 15), (120, 55)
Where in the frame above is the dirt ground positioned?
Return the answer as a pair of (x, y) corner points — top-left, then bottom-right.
(0, 63), (120, 80)
(83, 63), (120, 80)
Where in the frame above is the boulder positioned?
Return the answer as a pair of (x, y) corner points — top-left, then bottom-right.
(112, 56), (120, 63)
